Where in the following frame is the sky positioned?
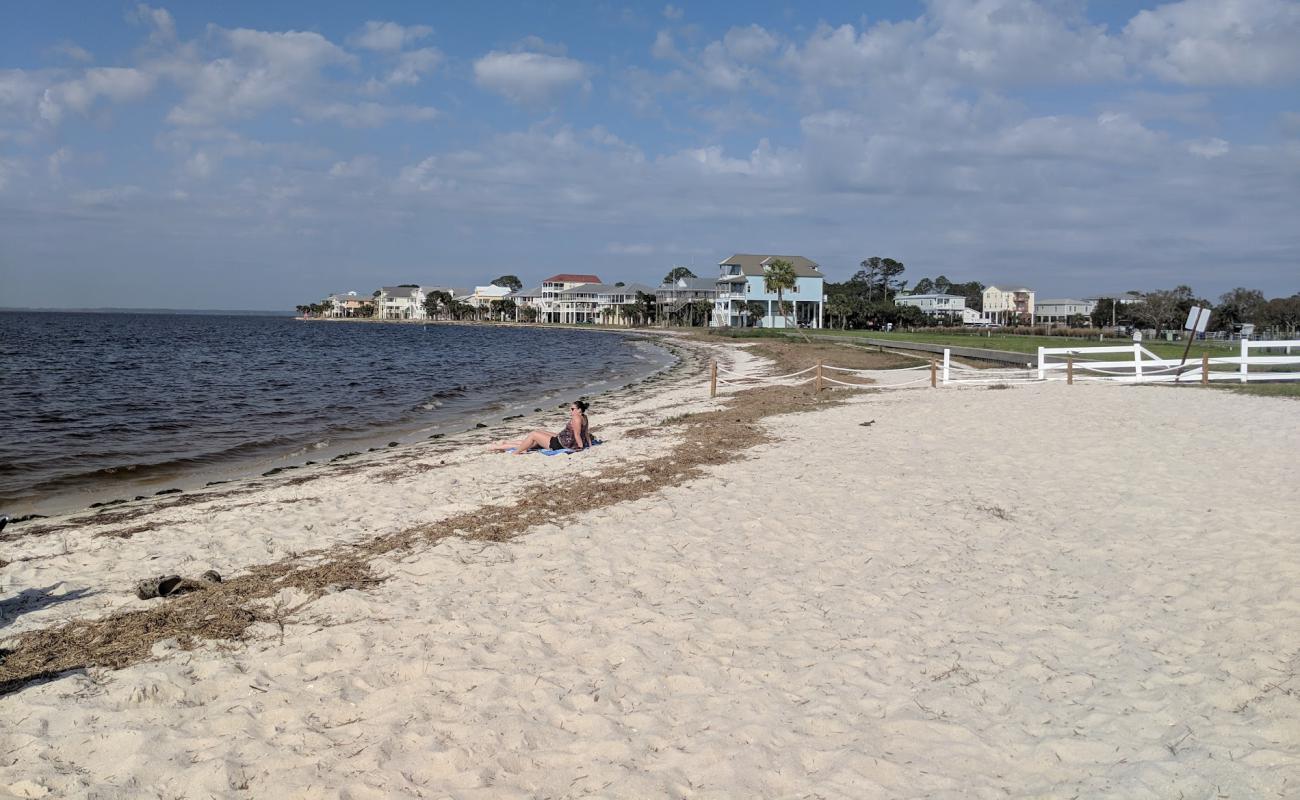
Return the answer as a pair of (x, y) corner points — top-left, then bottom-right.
(1, 0), (1298, 310)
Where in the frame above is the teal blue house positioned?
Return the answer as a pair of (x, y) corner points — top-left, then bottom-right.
(711, 254), (826, 329)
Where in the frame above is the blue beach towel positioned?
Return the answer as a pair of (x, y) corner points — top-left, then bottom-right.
(510, 439), (603, 456)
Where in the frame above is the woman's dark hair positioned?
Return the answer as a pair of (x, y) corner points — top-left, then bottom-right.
(572, 399), (590, 412)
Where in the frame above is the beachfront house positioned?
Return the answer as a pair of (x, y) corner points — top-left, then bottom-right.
(712, 254), (825, 329)
(1034, 298), (1097, 327)
(895, 292), (968, 323)
(550, 282), (657, 325)
(539, 273), (602, 323)
(657, 277), (718, 326)
(374, 286), (424, 320)
(510, 286), (542, 321)
(322, 291), (370, 317)
(982, 285), (1035, 326)
(463, 284), (513, 310)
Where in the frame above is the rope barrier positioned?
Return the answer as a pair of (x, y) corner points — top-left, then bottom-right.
(822, 363), (932, 373)
(716, 365), (818, 380)
(820, 376), (930, 389)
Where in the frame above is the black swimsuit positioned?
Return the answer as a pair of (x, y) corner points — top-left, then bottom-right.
(554, 415), (588, 450)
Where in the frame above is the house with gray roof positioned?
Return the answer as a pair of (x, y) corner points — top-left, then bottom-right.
(1034, 298), (1097, 326)
(374, 286), (424, 320)
(657, 276), (719, 327)
(712, 254), (825, 329)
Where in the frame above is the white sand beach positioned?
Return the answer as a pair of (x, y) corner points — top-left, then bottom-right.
(2, 338), (1298, 798)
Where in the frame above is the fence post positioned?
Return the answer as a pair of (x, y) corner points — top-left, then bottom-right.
(710, 360), (718, 398)
(930, 360), (937, 388)
(1036, 347), (1044, 381)
(1133, 343), (1143, 381)
(1201, 353), (1209, 386)
(942, 349), (951, 385)
(1240, 338), (1248, 384)
(815, 360), (823, 393)
(1067, 355), (1074, 385)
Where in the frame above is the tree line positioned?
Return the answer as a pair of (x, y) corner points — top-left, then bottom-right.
(1095, 287), (1300, 337)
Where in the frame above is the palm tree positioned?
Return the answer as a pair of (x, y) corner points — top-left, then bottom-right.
(620, 302), (640, 326)
(689, 299), (712, 327)
(763, 259), (798, 331)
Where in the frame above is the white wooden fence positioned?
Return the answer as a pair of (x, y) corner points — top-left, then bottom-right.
(708, 339), (1300, 395)
(1030, 340), (1300, 384)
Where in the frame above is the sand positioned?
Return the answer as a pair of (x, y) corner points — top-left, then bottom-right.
(2, 338), (1298, 798)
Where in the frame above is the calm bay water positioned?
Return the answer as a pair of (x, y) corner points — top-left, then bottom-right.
(0, 312), (673, 514)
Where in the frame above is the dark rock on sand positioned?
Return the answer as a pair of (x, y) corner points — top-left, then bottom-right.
(388, 441), (399, 447)
(427, 434), (444, 440)
(205, 480), (229, 487)
(262, 468), (283, 477)
(475, 423), (488, 428)
(155, 488), (182, 496)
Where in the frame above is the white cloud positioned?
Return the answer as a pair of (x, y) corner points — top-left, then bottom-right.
(1188, 137), (1230, 158)
(383, 47), (443, 87)
(329, 155), (378, 178)
(0, 70), (42, 120)
(50, 41), (94, 63)
(0, 157), (22, 192)
(349, 21), (433, 52)
(129, 4), (176, 44)
(651, 30), (677, 60)
(722, 24), (778, 62)
(303, 102), (437, 128)
(47, 147), (71, 180)
(185, 151), (214, 178)
(38, 67), (156, 125)
(921, 0), (1127, 84)
(73, 185), (142, 207)
(1125, 0), (1300, 86)
(786, 2), (1125, 91)
(164, 29), (354, 125)
(474, 50), (591, 105)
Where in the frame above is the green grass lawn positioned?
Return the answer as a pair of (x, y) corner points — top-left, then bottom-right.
(802, 329), (1245, 361)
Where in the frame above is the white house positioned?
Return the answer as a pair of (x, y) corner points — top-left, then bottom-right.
(1034, 298), (1097, 326)
(536, 273), (603, 323)
(712, 254), (825, 328)
(462, 284), (513, 309)
(982, 285), (1035, 325)
(374, 286), (423, 320)
(551, 282), (656, 324)
(895, 293), (967, 320)
(322, 291), (367, 317)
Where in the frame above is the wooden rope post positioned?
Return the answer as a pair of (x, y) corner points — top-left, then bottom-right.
(930, 360), (937, 388)
(1201, 353), (1209, 386)
(815, 360), (824, 393)
(1067, 355), (1074, 385)
(710, 360), (718, 398)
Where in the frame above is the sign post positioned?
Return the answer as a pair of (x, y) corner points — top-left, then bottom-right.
(1174, 306), (1210, 384)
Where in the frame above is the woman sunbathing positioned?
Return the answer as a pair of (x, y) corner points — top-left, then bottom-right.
(489, 399), (593, 455)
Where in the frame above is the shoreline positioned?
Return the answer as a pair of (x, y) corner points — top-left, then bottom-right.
(2, 327), (683, 521)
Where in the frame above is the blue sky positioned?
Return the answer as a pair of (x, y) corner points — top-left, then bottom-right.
(2, 0), (1298, 310)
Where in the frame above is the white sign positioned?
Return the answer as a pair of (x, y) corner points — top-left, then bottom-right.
(1184, 306), (1210, 333)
